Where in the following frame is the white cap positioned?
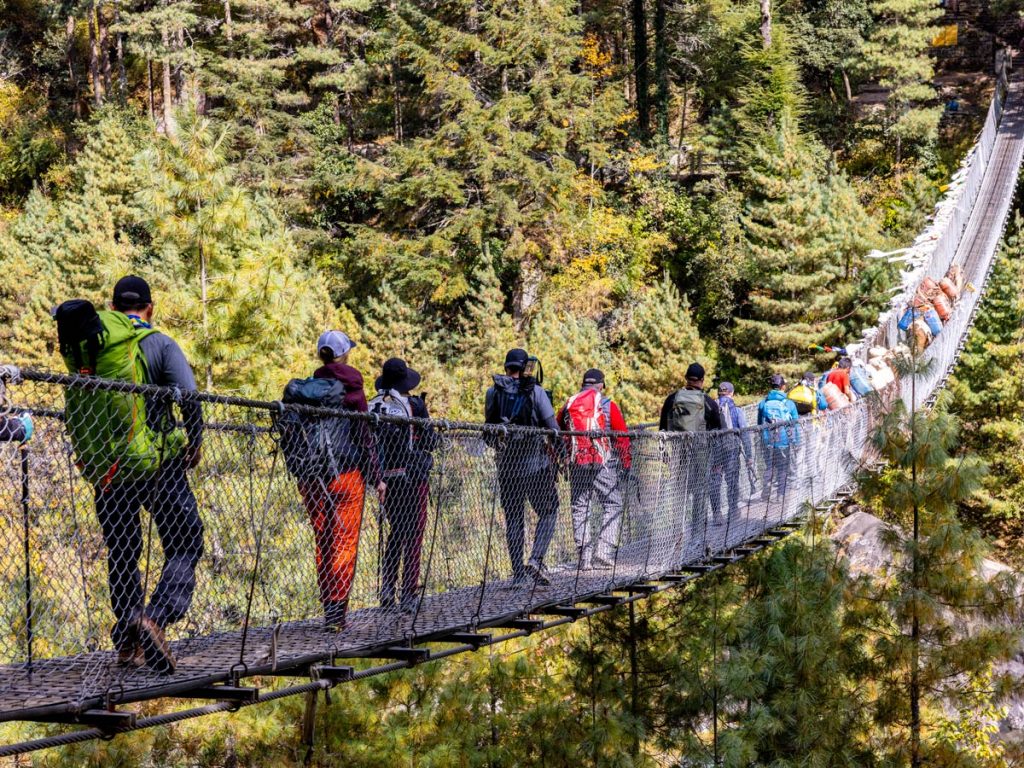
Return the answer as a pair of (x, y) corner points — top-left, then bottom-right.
(317, 330), (356, 359)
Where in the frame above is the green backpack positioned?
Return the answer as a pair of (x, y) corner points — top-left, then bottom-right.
(669, 388), (706, 432)
(55, 301), (185, 486)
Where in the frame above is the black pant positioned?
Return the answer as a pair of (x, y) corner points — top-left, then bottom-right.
(94, 458), (205, 648)
(381, 477), (429, 603)
(497, 465), (559, 578)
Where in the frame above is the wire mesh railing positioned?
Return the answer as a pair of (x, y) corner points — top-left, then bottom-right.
(0, 58), (1019, 728)
(0, 369), (886, 713)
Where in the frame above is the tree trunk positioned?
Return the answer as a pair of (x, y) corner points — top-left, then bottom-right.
(390, 0), (403, 142)
(147, 58), (156, 122)
(175, 28), (186, 103)
(654, 0), (668, 138)
(628, 602), (640, 758)
(632, 0), (649, 138)
(760, 0), (772, 49)
(678, 81), (688, 152)
(224, 0), (233, 42)
(841, 68), (852, 102)
(199, 240), (213, 390)
(114, 0), (127, 98)
(161, 28), (176, 135)
(89, 2), (103, 106)
(66, 15), (83, 118)
(98, 6), (112, 99)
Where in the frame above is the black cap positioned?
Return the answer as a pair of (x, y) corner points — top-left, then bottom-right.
(504, 348), (529, 371)
(685, 362), (705, 381)
(375, 357), (422, 393)
(582, 368), (605, 386)
(112, 275), (152, 308)
(770, 373), (785, 389)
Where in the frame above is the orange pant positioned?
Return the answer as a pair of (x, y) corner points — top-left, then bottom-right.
(298, 470), (366, 605)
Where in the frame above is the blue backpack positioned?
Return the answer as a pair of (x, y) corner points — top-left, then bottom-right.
(760, 397), (793, 447)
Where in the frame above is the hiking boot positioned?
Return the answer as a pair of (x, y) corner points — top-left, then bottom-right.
(117, 643), (144, 667)
(524, 561), (551, 586)
(137, 617), (175, 675)
(324, 600), (348, 632)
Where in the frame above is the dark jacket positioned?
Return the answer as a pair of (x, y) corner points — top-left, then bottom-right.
(0, 415), (27, 443)
(659, 389), (722, 431)
(314, 362), (381, 485)
(485, 375), (559, 475)
(136, 329), (203, 447)
(314, 362), (369, 412)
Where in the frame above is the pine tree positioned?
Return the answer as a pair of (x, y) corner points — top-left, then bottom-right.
(855, 0), (942, 165)
(334, 0), (626, 311)
(611, 277), (710, 423)
(731, 125), (875, 381)
(134, 109), (334, 395)
(856, 398), (1021, 766)
(452, 256), (517, 419)
(719, 534), (873, 765)
(525, 301), (611, 408)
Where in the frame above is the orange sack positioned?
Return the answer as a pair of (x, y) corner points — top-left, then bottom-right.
(932, 292), (952, 322)
(939, 277), (959, 301)
(821, 381), (850, 411)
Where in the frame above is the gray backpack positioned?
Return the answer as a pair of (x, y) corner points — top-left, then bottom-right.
(669, 388), (706, 432)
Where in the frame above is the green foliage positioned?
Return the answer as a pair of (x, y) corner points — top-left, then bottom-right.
(730, 125), (878, 381)
(854, 0), (943, 166)
(610, 277), (711, 423)
(858, 398), (1021, 764)
(950, 215), (1024, 543)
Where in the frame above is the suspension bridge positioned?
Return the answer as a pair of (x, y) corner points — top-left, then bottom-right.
(0, 60), (1021, 757)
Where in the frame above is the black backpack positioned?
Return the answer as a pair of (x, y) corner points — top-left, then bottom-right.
(486, 383), (538, 428)
(279, 377), (361, 481)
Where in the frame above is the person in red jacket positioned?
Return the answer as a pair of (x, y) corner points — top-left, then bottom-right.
(557, 369), (631, 569)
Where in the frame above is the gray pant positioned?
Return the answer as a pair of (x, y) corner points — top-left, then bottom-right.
(569, 462), (623, 563)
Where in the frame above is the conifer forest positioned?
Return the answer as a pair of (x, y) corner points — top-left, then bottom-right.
(5, 0), (1024, 764)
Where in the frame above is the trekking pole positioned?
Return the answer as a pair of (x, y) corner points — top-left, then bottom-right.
(20, 441), (32, 675)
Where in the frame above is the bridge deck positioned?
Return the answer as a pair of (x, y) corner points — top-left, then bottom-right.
(0, 506), (784, 723)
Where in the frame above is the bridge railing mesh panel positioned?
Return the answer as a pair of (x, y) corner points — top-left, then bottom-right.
(0, 61), (1019, 724)
(0, 373), (886, 709)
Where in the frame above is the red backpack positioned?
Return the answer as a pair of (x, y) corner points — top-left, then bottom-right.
(561, 388), (611, 465)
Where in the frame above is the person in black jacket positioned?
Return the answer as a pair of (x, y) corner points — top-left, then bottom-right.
(484, 348), (561, 586)
(0, 413), (32, 443)
(659, 363), (722, 558)
(372, 358), (436, 612)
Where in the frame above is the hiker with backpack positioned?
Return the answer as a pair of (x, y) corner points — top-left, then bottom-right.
(711, 382), (753, 526)
(369, 358), (437, 612)
(660, 363), (722, 549)
(825, 357), (856, 402)
(557, 369), (631, 569)
(757, 374), (801, 503)
(279, 330), (384, 632)
(788, 372), (823, 416)
(484, 348), (561, 586)
(53, 276), (205, 675)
